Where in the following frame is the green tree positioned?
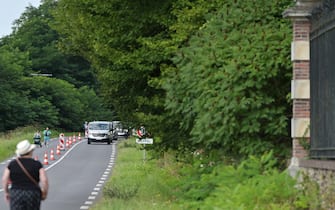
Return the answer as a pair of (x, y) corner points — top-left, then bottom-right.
(52, 0), (292, 161)
(51, 0), (219, 145)
(2, 0), (97, 89)
(0, 45), (34, 131)
(164, 0), (292, 158)
(52, 0), (175, 128)
(77, 86), (116, 122)
(0, 0), (113, 132)
(17, 76), (114, 131)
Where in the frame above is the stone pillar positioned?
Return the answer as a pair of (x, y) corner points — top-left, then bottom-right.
(283, 0), (322, 176)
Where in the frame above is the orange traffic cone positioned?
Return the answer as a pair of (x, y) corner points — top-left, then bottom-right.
(66, 140), (69, 148)
(73, 135), (76, 144)
(78, 133), (81, 141)
(56, 145), (61, 155)
(43, 152), (49, 165)
(50, 149), (55, 161)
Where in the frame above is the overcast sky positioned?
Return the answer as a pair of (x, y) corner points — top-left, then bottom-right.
(0, 0), (41, 37)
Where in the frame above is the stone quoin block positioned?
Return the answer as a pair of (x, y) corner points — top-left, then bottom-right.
(291, 41), (310, 61)
(291, 118), (310, 138)
(291, 79), (310, 99)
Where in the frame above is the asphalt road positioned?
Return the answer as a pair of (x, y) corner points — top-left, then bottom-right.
(0, 136), (117, 210)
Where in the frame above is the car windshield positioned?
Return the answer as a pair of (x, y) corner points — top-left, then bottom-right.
(89, 123), (109, 130)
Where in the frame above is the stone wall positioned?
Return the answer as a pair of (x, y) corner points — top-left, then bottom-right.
(299, 159), (335, 209)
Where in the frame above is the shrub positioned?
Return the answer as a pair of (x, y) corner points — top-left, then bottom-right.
(104, 179), (139, 200)
(175, 151), (303, 209)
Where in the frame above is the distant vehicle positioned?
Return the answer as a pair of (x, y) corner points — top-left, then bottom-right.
(117, 128), (129, 138)
(112, 121), (128, 138)
(87, 121), (117, 144)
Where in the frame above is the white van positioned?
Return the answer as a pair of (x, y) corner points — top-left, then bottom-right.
(87, 121), (117, 144)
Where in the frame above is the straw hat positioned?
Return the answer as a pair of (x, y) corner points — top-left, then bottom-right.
(16, 140), (36, 156)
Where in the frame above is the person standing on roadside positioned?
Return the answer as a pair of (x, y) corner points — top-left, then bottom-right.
(2, 140), (49, 210)
(136, 125), (146, 139)
(33, 130), (42, 148)
(43, 127), (51, 148)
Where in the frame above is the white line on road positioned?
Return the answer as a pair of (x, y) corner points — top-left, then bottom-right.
(45, 140), (86, 171)
(80, 142), (117, 209)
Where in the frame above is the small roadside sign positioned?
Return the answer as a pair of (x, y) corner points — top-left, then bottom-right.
(136, 138), (153, 144)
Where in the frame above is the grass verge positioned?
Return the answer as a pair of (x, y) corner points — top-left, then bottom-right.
(91, 139), (181, 210)
(0, 126), (38, 160)
(0, 126), (78, 161)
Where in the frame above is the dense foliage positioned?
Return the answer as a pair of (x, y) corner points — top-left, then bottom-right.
(7, 0), (96, 88)
(52, 0), (292, 161)
(0, 46), (31, 130)
(164, 0), (292, 158)
(93, 140), (324, 210)
(175, 152), (302, 209)
(52, 0), (175, 127)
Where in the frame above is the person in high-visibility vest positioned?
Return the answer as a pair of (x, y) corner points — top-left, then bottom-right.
(43, 127), (51, 148)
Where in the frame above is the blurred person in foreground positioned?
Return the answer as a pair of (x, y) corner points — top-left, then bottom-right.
(2, 140), (49, 210)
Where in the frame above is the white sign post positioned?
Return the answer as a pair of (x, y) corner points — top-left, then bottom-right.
(136, 138), (153, 161)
